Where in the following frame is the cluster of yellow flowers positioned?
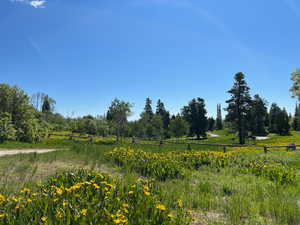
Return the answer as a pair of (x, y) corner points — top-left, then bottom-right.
(106, 148), (242, 180)
(0, 170), (191, 225)
(107, 147), (297, 185)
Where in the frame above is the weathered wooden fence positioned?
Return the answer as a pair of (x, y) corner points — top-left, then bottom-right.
(131, 137), (299, 153)
(49, 134), (299, 153)
(49, 134), (94, 143)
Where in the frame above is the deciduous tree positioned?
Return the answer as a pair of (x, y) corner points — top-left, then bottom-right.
(106, 99), (132, 142)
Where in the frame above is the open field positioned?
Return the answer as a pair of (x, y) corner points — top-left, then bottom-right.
(0, 132), (300, 224)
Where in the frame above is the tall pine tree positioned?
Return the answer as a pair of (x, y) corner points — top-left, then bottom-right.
(225, 72), (252, 144)
(156, 99), (170, 136)
(269, 104), (290, 135)
(144, 97), (153, 119)
(269, 103), (281, 133)
(292, 103), (300, 131)
(249, 94), (268, 136)
(216, 104), (223, 130)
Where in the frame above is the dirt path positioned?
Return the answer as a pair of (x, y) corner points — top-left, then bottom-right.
(208, 132), (220, 138)
(0, 149), (58, 157)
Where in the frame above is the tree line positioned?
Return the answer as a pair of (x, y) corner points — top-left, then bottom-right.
(1, 70), (300, 144)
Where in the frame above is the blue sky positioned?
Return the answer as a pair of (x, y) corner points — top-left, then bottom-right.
(0, 0), (299, 119)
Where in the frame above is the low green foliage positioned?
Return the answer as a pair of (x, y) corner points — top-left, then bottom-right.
(0, 170), (191, 225)
(106, 148), (297, 184)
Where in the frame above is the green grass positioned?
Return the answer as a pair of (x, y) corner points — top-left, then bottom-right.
(0, 131), (300, 224)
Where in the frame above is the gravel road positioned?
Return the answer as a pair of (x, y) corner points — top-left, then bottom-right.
(0, 149), (57, 157)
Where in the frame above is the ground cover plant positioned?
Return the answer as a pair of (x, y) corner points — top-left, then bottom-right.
(106, 148), (297, 184)
(1, 133), (300, 224)
(0, 170), (191, 225)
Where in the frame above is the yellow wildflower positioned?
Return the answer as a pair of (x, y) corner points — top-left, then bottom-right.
(144, 191), (150, 196)
(20, 188), (30, 194)
(0, 213), (5, 219)
(81, 209), (88, 216)
(63, 201), (68, 207)
(0, 195), (5, 202)
(167, 213), (174, 218)
(56, 210), (63, 219)
(56, 188), (63, 195)
(41, 216), (48, 222)
(177, 200), (183, 208)
(93, 184), (100, 189)
(156, 204), (166, 211)
(114, 219), (122, 224)
(186, 210), (193, 215)
(11, 197), (18, 202)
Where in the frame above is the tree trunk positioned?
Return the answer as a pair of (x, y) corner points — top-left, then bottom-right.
(196, 133), (200, 140)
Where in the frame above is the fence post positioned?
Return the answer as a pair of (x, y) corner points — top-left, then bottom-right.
(264, 146), (268, 153)
(89, 136), (93, 143)
(132, 137), (135, 144)
(288, 143), (296, 151)
(223, 146), (227, 153)
(187, 144), (191, 151)
(159, 140), (163, 146)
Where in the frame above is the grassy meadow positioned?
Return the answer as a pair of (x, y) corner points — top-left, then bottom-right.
(0, 132), (300, 224)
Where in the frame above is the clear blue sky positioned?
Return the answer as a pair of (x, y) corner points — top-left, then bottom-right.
(1, 0), (299, 120)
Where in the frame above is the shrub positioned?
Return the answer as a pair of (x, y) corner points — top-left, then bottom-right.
(0, 113), (16, 143)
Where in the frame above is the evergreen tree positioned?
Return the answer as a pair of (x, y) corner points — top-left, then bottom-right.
(269, 103), (281, 133)
(151, 114), (164, 138)
(216, 104), (223, 130)
(156, 99), (170, 135)
(41, 95), (56, 114)
(207, 117), (215, 131)
(144, 98), (153, 119)
(182, 98), (208, 139)
(42, 96), (51, 114)
(169, 115), (189, 139)
(249, 94), (268, 136)
(139, 98), (155, 137)
(277, 108), (290, 136)
(269, 104), (290, 135)
(292, 103), (300, 131)
(225, 72), (252, 144)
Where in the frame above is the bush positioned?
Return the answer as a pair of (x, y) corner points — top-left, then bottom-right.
(0, 113), (16, 143)
(16, 117), (49, 143)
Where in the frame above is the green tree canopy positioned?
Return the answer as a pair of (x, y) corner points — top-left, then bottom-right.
(249, 94), (268, 136)
(225, 72), (252, 144)
(169, 115), (189, 139)
(290, 69), (300, 99)
(182, 98), (208, 140)
(0, 84), (49, 142)
(106, 99), (132, 142)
